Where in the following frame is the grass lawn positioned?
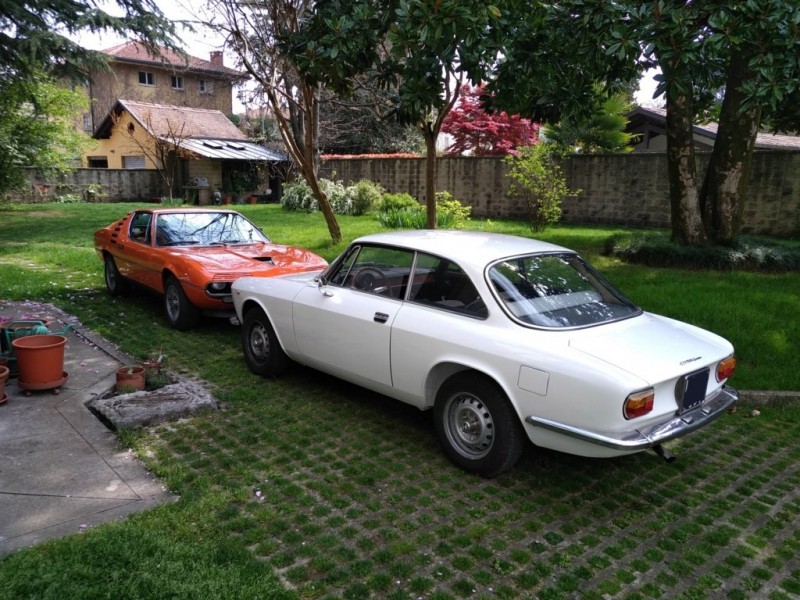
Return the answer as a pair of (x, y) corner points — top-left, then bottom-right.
(1, 202), (799, 599)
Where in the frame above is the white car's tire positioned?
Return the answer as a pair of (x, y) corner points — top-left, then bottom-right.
(434, 373), (525, 478)
(241, 307), (290, 377)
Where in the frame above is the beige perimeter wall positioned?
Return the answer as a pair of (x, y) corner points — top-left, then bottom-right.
(322, 152), (800, 237)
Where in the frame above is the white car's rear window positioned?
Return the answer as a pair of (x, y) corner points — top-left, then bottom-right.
(488, 253), (640, 328)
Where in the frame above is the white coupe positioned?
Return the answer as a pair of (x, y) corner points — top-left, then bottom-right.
(232, 230), (738, 477)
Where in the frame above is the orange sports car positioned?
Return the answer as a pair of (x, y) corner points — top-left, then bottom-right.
(94, 208), (328, 329)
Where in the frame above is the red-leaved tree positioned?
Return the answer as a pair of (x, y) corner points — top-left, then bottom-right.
(441, 84), (540, 156)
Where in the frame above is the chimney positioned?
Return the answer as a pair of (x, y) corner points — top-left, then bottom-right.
(210, 51), (223, 67)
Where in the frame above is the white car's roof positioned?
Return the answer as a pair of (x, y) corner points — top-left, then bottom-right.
(354, 230), (572, 265)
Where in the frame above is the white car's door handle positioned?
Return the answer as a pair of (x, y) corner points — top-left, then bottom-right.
(374, 312), (389, 323)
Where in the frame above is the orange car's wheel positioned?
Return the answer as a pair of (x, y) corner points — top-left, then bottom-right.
(241, 306), (290, 377)
(104, 256), (130, 296)
(164, 275), (200, 330)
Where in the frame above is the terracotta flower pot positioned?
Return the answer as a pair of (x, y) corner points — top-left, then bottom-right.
(116, 366), (146, 391)
(12, 334), (67, 388)
(0, 364), (8, 404)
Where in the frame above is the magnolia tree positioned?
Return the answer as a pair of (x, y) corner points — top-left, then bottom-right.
(492, 0), (800, 245)
(289, 0), (506, 228)
(441, 84), (539, 156)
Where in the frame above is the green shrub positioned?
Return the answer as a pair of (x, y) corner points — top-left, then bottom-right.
(435, 191), (471, 229)
(160, 196), (184, 206)
(282, 178), (383, 215)
(378, 206), (425, 228)
(505, 144), (580, 232)
(281, 180), (318, 212)
(351, 180), (383, 216)
(377, 204), (458, 229)
(378, 192), (420, 213)
(55, 193), (83, 204)
(605, 232), (800, 273)
(320, 179), (351, 215)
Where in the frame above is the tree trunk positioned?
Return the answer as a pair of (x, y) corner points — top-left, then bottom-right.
(302, 82), (341, 243)
(700, 49), (760, 245)
(421, 123), (438, 229)
(665, 92), (707, 245)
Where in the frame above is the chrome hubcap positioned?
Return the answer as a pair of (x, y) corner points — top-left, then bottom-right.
(249, 323), (269, 361)
(445, 393), (494, 459)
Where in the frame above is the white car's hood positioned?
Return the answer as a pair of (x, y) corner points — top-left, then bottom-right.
(569, 313), (731, 384)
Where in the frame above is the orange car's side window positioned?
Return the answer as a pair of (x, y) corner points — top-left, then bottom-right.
(129, 212), (152, 245)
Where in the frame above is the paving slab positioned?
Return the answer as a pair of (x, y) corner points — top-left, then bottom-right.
(0, 301), (176, 557)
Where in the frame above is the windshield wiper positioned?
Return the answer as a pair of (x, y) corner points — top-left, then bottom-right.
(162, 240), (200, 246)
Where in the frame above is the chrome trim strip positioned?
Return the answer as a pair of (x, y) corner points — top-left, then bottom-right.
(526, 386), (739, 451)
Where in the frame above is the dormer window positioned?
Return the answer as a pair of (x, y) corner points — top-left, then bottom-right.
(171, 76), (184, 90)
(138, 71), (155, 86)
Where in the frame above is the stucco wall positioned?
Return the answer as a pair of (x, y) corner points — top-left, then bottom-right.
(88, 63), (235, 131)
(322, 152), (800, 237)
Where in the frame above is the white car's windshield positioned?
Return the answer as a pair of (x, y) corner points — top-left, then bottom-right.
(488, 253), (640, 328)
(156, 212), (270, 246)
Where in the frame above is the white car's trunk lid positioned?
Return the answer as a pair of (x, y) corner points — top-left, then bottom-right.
(569, 313), (727, 384)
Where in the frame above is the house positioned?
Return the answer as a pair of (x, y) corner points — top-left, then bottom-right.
(92, 99), (288, 201)
(81, 41), (245, 140)
(626, 107), (800, 152)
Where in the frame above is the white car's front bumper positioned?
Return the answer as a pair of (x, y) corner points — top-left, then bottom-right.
(525, 386), (738, 451)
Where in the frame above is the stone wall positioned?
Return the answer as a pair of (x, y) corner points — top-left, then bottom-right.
(17, 168), (163, 203)
(322, 152), (800, 237)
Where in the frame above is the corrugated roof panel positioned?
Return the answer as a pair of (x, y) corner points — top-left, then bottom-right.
(180, 138), (289, 161)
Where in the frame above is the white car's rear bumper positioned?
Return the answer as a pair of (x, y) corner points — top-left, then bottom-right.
(526, 386), (738, 451)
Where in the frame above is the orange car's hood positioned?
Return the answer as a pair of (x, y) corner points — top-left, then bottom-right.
(169, 243), (326, 275)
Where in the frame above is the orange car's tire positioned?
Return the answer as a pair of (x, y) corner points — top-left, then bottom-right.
(241, 306), (290, 377)
(434, 373), (525, 478)
(164, 275), (200, 330)
(104, 256), (130, 296)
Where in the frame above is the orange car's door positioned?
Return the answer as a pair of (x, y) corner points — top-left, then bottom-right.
(115, 211), (163, 291)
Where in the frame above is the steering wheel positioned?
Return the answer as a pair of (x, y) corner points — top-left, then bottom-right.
(354, 267), (387, 292)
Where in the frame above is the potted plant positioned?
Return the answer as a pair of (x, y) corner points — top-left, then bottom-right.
(115, 365), (145, 391)
(230, 171), (250, 204)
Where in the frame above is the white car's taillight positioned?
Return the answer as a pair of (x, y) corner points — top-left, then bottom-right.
(623, 388), (654, 420)
(716, 356), (736, 382)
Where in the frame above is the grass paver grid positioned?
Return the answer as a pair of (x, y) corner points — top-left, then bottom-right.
(145, 373), (800, 599)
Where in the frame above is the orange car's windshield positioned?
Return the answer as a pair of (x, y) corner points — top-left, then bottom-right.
(155, 212), (270, 247)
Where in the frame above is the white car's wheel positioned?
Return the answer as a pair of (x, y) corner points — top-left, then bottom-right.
(434, 373), (525, 478)
(104, 255), (129, 296)
(242, 307), (290, 377)
(164, 275), (200, 330)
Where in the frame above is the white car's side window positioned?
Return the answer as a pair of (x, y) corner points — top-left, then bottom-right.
(408, 253), (487, 318)
(329, 245), (414, 299)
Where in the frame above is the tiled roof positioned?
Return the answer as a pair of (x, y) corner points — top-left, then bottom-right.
(96, 100), (247, 140)
(94, 100), (286, 162)
(101, 41), (244, 79)
(630, 107), (800, 150)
